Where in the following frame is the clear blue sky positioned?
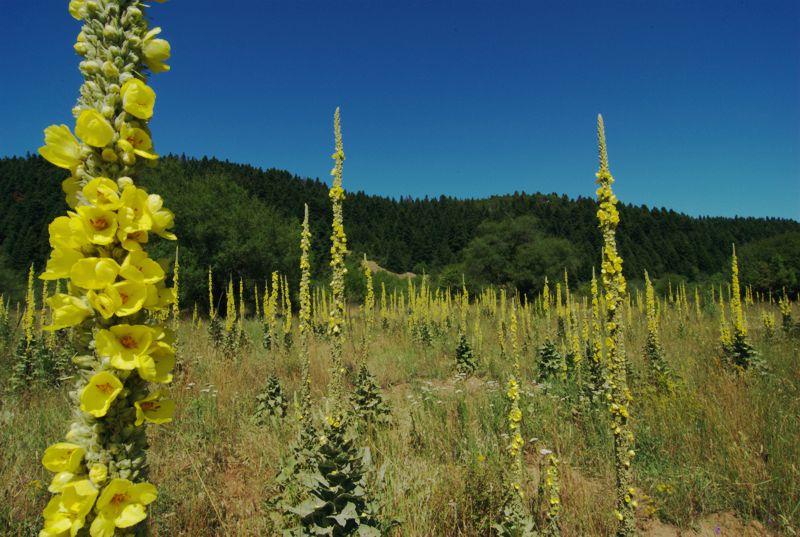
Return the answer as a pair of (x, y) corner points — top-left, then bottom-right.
(2, 0), (799, 219)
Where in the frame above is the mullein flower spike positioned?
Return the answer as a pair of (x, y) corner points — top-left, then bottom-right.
(37, 2), (175, 535)
(596, 115), (636, 536)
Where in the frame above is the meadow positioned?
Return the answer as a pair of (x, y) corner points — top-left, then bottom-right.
(1, 278), (798, 536)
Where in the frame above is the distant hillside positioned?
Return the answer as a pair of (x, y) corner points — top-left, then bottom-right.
(1, 154), (798, 305)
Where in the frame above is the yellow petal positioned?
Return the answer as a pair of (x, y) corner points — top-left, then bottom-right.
(80, 371), (123, 417)
(75, 109), (114, 147)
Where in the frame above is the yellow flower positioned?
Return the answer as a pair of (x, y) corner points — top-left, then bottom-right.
(42, 443), (85, 474)
(146, 194), (176, 239)
(82, 177), (121, 210)
(142, 27), (171, 74)
(118, 124), (158, 160)
(48, 471), (77, 493)
(117, 185), (153, 234)
(138, 341), (175, 383)
(75, 109), (114, 148)
(120, 79), (156, 120)
(76, 206), (118, 245)
(133, 392), (175, 426)
(48, 214), (89, 250)
(80, 371), (123, 417)
(111, 280), (148, 316)
(39, 124), (81, 170)
(87, 287), (123, 319)
(62, 176), (82, 208)
(144, 282), (175, 310)
(45, 294), (93, 330)
(95, 325), (154, 370)
(70, 257), (120, 290)
(89, 478), (157, 536)
(41, 247), (83, 280)
(118, 251), (164, 286)
(41, 479), (98, 537)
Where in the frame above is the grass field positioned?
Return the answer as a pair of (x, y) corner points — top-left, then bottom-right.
(2, 297), (798, 536)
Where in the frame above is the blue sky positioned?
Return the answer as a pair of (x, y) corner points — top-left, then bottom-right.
(2, 0), (798, 219)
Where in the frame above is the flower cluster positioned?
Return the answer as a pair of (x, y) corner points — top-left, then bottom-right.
(37, 2), (174, 535)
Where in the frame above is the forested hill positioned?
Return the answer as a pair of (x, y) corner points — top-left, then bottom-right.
(1, 154), (798, 304)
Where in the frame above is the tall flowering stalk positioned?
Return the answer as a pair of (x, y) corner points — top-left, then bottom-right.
(644, 271), (672, 391)
(328, 107), (348, 417)
(595, 115), (636, 535)
(298, 204), (313, 420)
(36, 2), (175, 535)
(721, 245), (758, 370)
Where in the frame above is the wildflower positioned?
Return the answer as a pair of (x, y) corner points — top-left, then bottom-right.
(134, 392), (175, 426)
(89, 463), (108, 486)
(76, 206), (118, 245)
(119, 250), (165, 284)
(42, 443), (85, 474)
(89, 478), (157, 535)
(39, 124), (81, 170)
(80, 371), (123, 417)
(137, 341), (175, 383)
(95, 325), (154, 370)
(70, 257), (120, 289)
(45, 294), (92, 330)
(121, 78), (156, 119)
(82, 177), (121, 210)
(118, 124), (158, 160)
(74, 109), (114, 147)
(142, 27), (171, 73)
(40, 480), (98, 537)
(41, 247), (83, 280)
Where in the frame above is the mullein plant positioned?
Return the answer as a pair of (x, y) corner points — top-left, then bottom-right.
(455, 281), (477, 375)
(256, 271), (288, 421)
(494, 300), (537, 537)
(286, 109), (383, 536)
(207, 267), (223, 345)
(35, 1), (176, 534)
(350, 256), (390, 426)
(720, 246), (760, 371)
(595, 115), (637, 536)
(779, 290), (795, 334)
(643, 271), (673, 392)
(538, 277), (563, 383)
(583, 268), (606, 406)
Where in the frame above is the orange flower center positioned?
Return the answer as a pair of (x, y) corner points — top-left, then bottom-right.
(119, 335), (138, 349)
(91, 218), (109, 231)
(95, 382), (115, 394)
(119, 292), (129, 303)
(140, 401), (160, 411)
(110, 492), (128, 506)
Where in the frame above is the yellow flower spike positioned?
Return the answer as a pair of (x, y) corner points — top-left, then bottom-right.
(39, 124), (81, 170)
(133, 392), (175, 426)
(95, 324), (154, 370)
(45, 294), (93, 330)
(111, 280), (148, 316)
(70, 257), (120, 290)
(42, 443), (85, 474)
(90, 478), (157, 536)
(80, 371), (123, 417)
(74, 109), (114, 148)
(87, 287), (123, 319)
(146, 194), (176, 239)
(82, 177), (121, 210)
(142, 27), (171, 74)
(137, 341), (175, 384)
(76, 206), (118, 245)
(119, 250), (165, 284)
(117, 185), (153, 233)
(41, 247), (83, 280)
(120, 78), (156, 120)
